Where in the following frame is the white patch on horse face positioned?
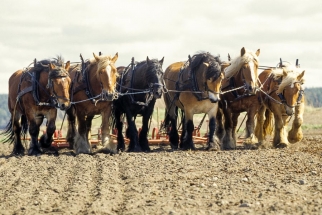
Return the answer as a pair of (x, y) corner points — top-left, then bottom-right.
(248, 60), (256, 82)
(61, 77), (66, 82)
(106, 65), (111, 77)
(106, 65), (112, 85)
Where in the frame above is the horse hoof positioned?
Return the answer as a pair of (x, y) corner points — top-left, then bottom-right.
(12, 146), (25, 156)
(222, 145), (236, 150)
(206, 144), (220, 151)
(243, 143), (259, 150)
(275, 143), (288, 148)
(170, 143), (179, 150)
(28, 148), (42, 156)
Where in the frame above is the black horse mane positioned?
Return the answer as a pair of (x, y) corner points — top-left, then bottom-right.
(33, 56), (66, 78)
(190, 52), (222, 80)
(134, 58), (163, 85)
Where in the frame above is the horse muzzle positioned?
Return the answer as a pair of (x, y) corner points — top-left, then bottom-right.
(208, 91), (220, 103)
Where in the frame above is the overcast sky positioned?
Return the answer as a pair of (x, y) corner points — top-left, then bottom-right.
(1, 0), (321, 94)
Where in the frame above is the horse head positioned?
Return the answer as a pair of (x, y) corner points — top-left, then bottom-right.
(276, 67), (305, 116)
(93, 52), (118, 95)
(146, 56), (164, 99)
(205, 58), (224, 103)
(48, 61), (71, 110)
(224, 47), (260, 96)
(239, 47), (260, 95)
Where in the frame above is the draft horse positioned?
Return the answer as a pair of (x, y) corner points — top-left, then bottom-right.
(112, 56), (165, 152)
(66, 52), (118, 154)
(254, 63), (305, 148)
(163, 52), (224, 150)
(3, 57), (71, 155)
(216, 47), (260, 150)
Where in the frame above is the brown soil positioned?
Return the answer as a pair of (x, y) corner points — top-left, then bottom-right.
(0, 108), (322, 214)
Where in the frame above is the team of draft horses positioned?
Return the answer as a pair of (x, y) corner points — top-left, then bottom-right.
(3, 47), (305, 156)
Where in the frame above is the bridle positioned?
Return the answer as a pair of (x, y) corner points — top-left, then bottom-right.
(47, 68), (71, 108)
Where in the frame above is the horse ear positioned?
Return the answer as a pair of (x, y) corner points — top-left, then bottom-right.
(93, 53), (100, 62)
(255, 49), (260, 56)
(241, 47), (246, 56)
(111, 52), (118, 63)
(159, 57), (164, 66)
(297, 70), (305, 81)
(49, 63), (55, 70)
(228, 53), (231, 61)
(146, 56), (150, 63)
(65, 61), (70, 71)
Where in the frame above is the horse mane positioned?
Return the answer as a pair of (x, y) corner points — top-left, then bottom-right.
(89, 55), (114, 76)
(224, 49), (259, 79)
(190, 52), (222, 79)
(128, 59), (162, 86)
(271, 65), (305, 94)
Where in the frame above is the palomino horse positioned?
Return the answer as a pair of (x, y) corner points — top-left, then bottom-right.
(112, 56), (164, 152)
(3, 57), (71, 155)
(216, 47), (260, 150)
(254, 63), (305, 148)
(163, 52), (224, 150)
(66, 52), (118, 154)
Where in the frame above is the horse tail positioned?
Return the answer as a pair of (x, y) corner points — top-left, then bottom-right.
(1, 115), (28, 144)
(263, 109), (274, 136)
(1, 118), (14, 144)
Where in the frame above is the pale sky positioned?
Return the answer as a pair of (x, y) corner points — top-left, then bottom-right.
(1, 0), (321, 94)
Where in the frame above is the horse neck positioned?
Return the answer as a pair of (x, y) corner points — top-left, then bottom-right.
(38, 70), (51, 100)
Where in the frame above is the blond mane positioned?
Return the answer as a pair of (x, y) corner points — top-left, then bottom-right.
(89, 55), (113, 75)
(272, 65), (305, 94)
(224, 49), (259, 79)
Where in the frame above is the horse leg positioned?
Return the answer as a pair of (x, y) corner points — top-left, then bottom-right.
(169, 117), (179, 150)
(254, 105), (266, 146)
(99, 105), (117, 154)
(222, 107), (236, 150)
(11, 114), (25, 155)
(114, 108), (125, 152)
(66, 106), (77, 149)
(74, 114), (92, 154)
(27, 119), (42, 156)
(243, 109), (258, 149)
(181, 111), (195, 150)
(215, 107), (225, 140)
(231, 113), (240, 141)
(206, 106), (221, 151)
(125, 111), (141, 152)
(139, 112), (152, 152)
(288, 102), (304, 143)
(179, 114), (185, 149)
(273, 114), (289, 148)
(39, 110), (56, 148)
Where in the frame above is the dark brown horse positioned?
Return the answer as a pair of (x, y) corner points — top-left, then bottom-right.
(255, 63), (305, 148)
(3, 57), (71, 155)
(216, 47), (260, 150)
(163, 52), (224, 150)
(66, 52), (118, 154)
(112, 56), (165, 152)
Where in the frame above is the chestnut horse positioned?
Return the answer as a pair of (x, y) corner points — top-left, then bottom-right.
(66, 52), (118, 154)
(254, 63), (305, 148)
(163, 52), (224, 150)
(3, 57), (71, 155)
(216, 47), (260, 150)
(112, 56), (164, 152)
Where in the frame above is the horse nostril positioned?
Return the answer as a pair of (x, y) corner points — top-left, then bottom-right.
(61, 104), (65, 109)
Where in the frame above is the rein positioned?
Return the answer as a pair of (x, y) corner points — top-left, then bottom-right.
(116, 58), (163, 106)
